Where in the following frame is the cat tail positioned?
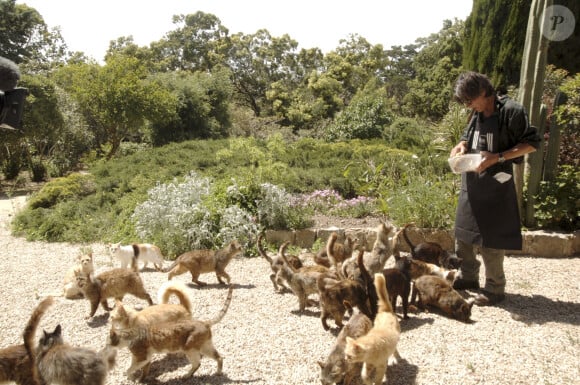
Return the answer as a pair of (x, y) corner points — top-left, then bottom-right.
(130, 252), (139, 273)
(23, 296), (54, 385)
(374, 273), (394, 314)
(279, 242), (298, 273)
(207, 284), (234, 325)
(98, 345), (117, 372)
(257, 232), (273, 265)
(357, 249), (378, 319)
(157, 281), (192, 314)
(326, 232), (339, 270)
(402, 223), (417, 258)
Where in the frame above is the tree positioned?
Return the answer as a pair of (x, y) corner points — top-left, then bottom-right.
(0, 0), (67, 64)
(151, 11), (230, 72)
(54, 55), (177, 158)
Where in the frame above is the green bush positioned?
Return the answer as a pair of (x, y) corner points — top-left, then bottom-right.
(26, 173), (95, 209)
(534, 165), (579, 231)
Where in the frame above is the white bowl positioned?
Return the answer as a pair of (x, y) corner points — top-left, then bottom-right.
(448, 154), (482, 174)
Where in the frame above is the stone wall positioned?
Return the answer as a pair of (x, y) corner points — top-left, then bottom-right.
(264, 227), (580, 258)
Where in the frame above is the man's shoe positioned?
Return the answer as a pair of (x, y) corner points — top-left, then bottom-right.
(475, 290), (505, 306)
(452, 278), (480, 290)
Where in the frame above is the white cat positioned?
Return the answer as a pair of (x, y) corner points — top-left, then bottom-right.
(109, 243), (165, 271)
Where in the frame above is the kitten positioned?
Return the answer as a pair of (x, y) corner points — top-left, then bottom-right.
(412, 275), (475, 322)
(257, 233), (302, 292)
(382, 267), (411, 319)
(75, 259), (153, 318)
(165, 240), (243, 285)
(344, 274), (401, 385)
(315, 232), (356, 268)
(62, 252), (95, 299)
(107, 284), (233, 381)
(110, 280), (192, 330)
(402, 223), (462, 269)
(319, 309), (373, 385)
(278, 242), (325, 312)
(317, 272), (372, 330)
(36, 324), (116, 385)
(0, 297), (53, 385)
(109, 242), (165, 271)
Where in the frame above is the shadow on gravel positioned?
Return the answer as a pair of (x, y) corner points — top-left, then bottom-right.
(186, 282), (256, 290)
(500, 293), (580, 326)
(399, 314), (436, 332)
(86, 312), (109, 328)
(387, 357), (419, 385)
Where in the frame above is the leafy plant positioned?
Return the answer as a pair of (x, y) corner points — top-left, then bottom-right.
(533, 165), (579, 231)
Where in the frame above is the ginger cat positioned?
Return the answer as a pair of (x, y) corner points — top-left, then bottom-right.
(344, 273), (401, 385)
(107, 284), (234, 381)
(75, 260), (153, 318)
(110, 280), (192, 330)
(165, 240), (243, 285)
(36, 324), (116, 385)
(0, 297), (53, 385)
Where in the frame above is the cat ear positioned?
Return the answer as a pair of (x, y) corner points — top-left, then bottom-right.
(54, 324), (62, 335)
(317, 361), (325, 369)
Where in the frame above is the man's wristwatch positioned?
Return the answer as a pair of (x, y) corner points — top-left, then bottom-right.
(498, 153), (506, 163)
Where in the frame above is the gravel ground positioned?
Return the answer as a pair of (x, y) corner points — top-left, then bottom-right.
(1, 195), (579, 385)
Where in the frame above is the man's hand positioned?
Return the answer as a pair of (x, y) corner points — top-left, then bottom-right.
(476, 151), (498, 173)
(450, 141), (467, 158)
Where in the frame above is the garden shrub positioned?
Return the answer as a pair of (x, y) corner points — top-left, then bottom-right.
(534, 165), (579, 231)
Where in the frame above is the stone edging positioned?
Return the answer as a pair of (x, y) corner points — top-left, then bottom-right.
(264, 227), (580, 258)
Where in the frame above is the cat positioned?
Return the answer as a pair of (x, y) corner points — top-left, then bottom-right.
(314, 232), (356, 268)
(411, 275), (475, 322)
(396, 255), (457, 282)
(278, 242), (326, 312)
(319, 309), (373, 385)
(36, 324), (116, 385)
(382, 267), (411, 319)
(341, 222), (396, 278)
(401, 223), (462, 269)
(110, 280), (192, 330)
(75, 258), (154, 318)
(165, 240), (243, 285)
(257, 233), (302, 292)
(317, 271), (372, 330)
(62, 252), (95, 299)
(0, 297), (53, 385)
(109, 242), (165, 271)
(107, 284), (233, 381)
(344, 273), (402, 385)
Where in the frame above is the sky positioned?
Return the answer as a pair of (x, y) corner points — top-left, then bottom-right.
(18, 0), (473, 62)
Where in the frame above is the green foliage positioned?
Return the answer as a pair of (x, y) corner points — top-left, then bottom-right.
(325, 84), (393, 141)
(533, 165), (579, 231)
(25, 173), (95, 209)
(433, 103), (471, 153)
(383, 117), (433, 151)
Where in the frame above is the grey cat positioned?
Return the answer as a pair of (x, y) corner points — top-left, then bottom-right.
(36, 324), (116, 385)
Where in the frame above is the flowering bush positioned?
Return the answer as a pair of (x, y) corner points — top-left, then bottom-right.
(295, 189), (376, 218)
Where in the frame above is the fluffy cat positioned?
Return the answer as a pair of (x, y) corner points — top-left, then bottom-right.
(165, 240), (243, 285)
(62, 252), (94, 299)
(109, 242), (165, 271)
(257, 233), (302, 292)
(110, 280), (192, 330)
(0, 297), (53, 385)
(412, 275), (475, 322)
(344, 274), (401, 385)
(75, 260), (154, 318)
(402, 223), (462, 269)
(107, 284), (233, 381)
(319, 309), (372, 385)
(36, 324), (116, 385)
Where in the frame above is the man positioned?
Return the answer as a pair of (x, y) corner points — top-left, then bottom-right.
(450, 71), (541, 305)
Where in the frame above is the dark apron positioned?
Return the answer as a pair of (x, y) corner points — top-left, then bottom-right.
(454, 112), (523, 250)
